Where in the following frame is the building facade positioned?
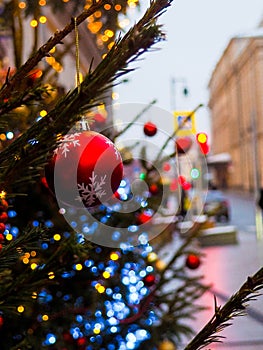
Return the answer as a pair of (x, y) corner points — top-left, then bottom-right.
(208, 22), (263, 193)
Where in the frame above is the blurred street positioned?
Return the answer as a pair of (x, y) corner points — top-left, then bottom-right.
(166, 190), (263, 349)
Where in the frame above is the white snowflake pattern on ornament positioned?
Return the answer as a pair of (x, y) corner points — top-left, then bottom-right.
(77, 171), (107, 206)
(105, 139), (120, 160)
(57, 133), (81, 157)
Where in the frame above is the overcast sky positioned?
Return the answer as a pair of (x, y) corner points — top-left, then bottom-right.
(114, 0), (263, 138)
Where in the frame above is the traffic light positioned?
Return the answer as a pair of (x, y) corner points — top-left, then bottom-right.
(196, 132), (209, 155)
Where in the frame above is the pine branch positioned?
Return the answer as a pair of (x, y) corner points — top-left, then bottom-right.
(184, 267), (263, 350)
(0, 0), (172, 191)
(0, 0), (105, 101)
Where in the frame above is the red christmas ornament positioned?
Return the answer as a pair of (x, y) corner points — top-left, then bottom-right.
(143, 273), (156, 286)
(0, 212), (8, 223)
(149, 184), (159, 195)
(143, 121), (157, 137)
(175, 137), (192, 154)
(185, 254), (201, 269)
(77, 337), (87, 347)
(0, 199), (8, 211)
(0, 233), (4, 243)
(182, 182), (192, 191)
(163, 162), (171, 172)
(0, 315), (3, 328)
(178, 175), (186, 185)
(0, 223), (6, 234)
(136, 211), (152, 225)
(45, 131), (123, 208)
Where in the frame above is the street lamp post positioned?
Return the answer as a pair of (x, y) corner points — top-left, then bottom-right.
(170, 77), (189, 111)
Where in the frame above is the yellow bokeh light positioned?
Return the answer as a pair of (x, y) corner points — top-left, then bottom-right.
(32, 292), (38, 299)
(30, 19), (38, 28)
(40, 110), (47, 117)
(18, 2), (26, 9)
(94, 11), (102, 18)
(147, 252), (158, 263)
(75, 263), (83, 271)
(197, 133), (207, 144)
(53, 62), (62, 72)
(22, 257), (29, 264)
(53, 233), (61, 241)
(42, 314), (49, 321)
(17, 305), (24, 313)
(48, 272), (55, 279)
(31, 262), (38, 270)
(110, 252), (119, 261)
(101, 35), (109, 42)
(155, 259), (166, 271)
(39, 0), (46, 5)
(93, 328), (101, 334)
(0, 190), (6, 198)
(88, 21), (103, 34)
(0, 134), (6, 141)
(97, 285), (105, 294)
(115, 4), (122, 11)
(112, 92), (119, 100)
(102, 271), (111, 279)
(95, 283), (101, 290)
(6, 233), (13, 241)
(104, 4), (111, 10)
(105, 29), (114, 38)
(108, 42), (114, 50)
(39, 16), (47, 24)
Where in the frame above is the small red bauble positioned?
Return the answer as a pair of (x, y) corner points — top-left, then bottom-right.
(77, 337), (87, 346)
(45, 131), (123, 208)
(182, 182), (192, 191)
(175, 137), (192, 154)
(163, 162), (171, 172)
(0, 199), (8, 211)
(0, 223), (6, 234)
(185, 254), (201, 269)
(0, 233), (4, 243)
(143, 273), (156, 286)
(0, 315), (3, 328)
(149, 184), (159, 195)
(136, 211), (152, 225)
(0, 212), (8, 223)
(143, 121), (157, 137)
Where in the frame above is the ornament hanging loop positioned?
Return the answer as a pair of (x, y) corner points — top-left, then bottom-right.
(74, 17), (81, 94)
(74, 18), (90, 131)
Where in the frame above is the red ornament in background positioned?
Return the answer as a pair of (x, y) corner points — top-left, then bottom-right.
(0, 223), (5, 234)
(45, 131), (123, 208)
(136, 211), (152, 225)
(0, 315), (4, 328)
(178, 176), (191, 191)
(143, 121), (157, 137)
(175, 136), (192, 154)
(149, 184), (159, 195)
(163, 162), (171, 172)
(185, 254), (201, 269)
(182, 181), (192, 191)
(143, 273), (156, 286)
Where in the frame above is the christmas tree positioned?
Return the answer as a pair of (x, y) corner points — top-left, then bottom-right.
(0, 1), (262, 350)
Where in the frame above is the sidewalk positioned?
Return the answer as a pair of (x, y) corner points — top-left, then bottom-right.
(182, 229), (263, 349)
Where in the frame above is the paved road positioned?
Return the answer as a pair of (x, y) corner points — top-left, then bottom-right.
(173, 190), (263, 349)
(224, 190), (257, 233)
